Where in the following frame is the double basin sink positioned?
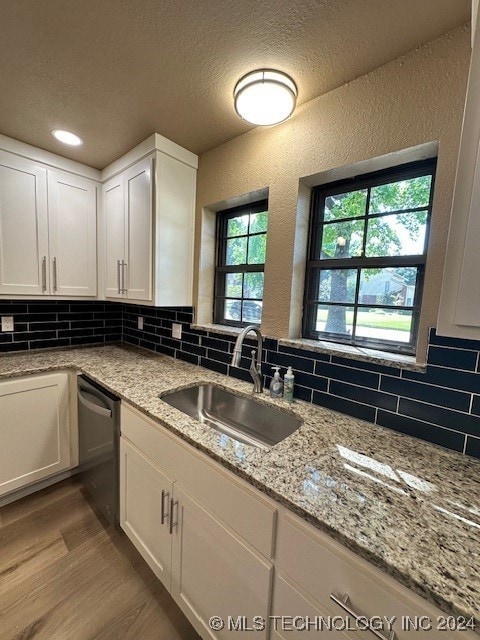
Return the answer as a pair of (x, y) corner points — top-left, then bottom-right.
(161, 384), (302, 449)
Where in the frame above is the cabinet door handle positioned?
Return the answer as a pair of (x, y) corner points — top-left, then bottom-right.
(117, 260), (121, 294)
(42, 256), (47, 291)
(161, 490), (170, 525)
(121, 260), (127, 293)
(169, 498), (178, 534)
(330, 593), (397, 640)
(53, 257), (58, 292)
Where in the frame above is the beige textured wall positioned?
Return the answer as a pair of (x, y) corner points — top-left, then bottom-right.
(194, 25), (471, 363)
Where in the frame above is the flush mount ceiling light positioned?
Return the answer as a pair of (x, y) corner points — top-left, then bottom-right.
(234, 69), (297, 126)
(52, 129), (83, 146)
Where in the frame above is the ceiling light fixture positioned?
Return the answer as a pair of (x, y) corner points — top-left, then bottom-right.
(52, 129), (83, 146)
(234, 69), (297, 126)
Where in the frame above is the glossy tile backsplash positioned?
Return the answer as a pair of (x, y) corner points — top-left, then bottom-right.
(1, 300), (479, 459)
(0, 300), (122, 351)
(122, 304), (480, 459)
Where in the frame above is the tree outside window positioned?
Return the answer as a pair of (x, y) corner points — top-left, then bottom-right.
(304, 160), (436, 353)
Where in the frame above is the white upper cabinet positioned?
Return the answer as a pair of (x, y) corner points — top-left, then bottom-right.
(125, 157), (153, 301)
(47, 170), (97, 297)
(0, 151), (49, 296)
(0, 143), (99, 299)
(102, 136), (197, 306)
(103, 157), (152, 302)
(103, 173), (126, 299)
(438, 6), (480, 338)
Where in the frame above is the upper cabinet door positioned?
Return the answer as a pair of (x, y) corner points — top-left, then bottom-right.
(125, 157), (153, 301)
(155, 152), (195, 306)
(103, 173), (126, 299)
(437, 7), (480, 338)
(0, 151), (49, 295)
(48, 170), (97, 297)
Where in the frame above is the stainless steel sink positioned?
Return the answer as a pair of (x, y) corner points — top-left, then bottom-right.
(161, 384), (302, 449)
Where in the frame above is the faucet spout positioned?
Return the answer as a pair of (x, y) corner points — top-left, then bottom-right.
(231, 325), (264, 393)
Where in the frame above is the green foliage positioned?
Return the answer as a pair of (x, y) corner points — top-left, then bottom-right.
(319, 175), (431, 335)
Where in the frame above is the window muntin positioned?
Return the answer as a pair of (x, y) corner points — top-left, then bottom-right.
(303, 160), (436, 354)
(214, 201), (268, 326)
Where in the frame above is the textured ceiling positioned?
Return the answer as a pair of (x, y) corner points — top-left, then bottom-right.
(0, 0), (470, 169)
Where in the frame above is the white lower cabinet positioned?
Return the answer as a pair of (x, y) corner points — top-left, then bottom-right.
(275, 512), (477, 640)
(119, 438), (173, 586)
(0, 373), (70, 496)
(120, 403), (273, 640)
(171, 484), (272, 640)
(271, 574), (351, 639)
(120, 403), (476, 640)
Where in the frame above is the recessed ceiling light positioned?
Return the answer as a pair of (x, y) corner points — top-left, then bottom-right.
(234, 69), (297, 126)
(52, 129), (83, 146)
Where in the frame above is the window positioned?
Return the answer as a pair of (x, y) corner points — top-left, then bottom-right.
(214, 200), (268, 326)
(303, 159), (436, 354)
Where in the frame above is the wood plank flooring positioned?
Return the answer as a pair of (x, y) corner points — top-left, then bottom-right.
(0, 478), (200, 640)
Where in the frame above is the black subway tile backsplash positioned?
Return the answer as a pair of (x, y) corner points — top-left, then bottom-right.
(376, 410), (466, 453)
(313, 390), (377, 423)
(1, 303), (480, 459)
(465, 436), (480, 457)
(0, 300), (121, 353)
(427, 345), (478, 371)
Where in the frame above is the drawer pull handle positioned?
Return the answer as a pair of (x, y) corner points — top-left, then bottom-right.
(169, 498), (178, 534)
(161, 490), (169, 525)
(330, 593), (397, 640)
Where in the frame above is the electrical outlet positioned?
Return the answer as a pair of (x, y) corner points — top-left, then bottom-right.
(172, 322), (182, 340)
(1, 316), (14, 332)
(137, 316), (144, 330)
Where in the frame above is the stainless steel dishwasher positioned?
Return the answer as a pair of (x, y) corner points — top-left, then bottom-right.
(77, 375), (120, 526)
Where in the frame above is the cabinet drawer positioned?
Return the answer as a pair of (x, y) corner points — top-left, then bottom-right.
(276, 513), (477, 640)
(121, 402), (276, 558)
(272, 574), (352, 639)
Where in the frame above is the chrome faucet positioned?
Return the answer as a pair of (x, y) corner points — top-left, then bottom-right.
(231, 325), (264, 393)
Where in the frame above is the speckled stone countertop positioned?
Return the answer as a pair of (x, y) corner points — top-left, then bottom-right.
(1, 345), (479, 625)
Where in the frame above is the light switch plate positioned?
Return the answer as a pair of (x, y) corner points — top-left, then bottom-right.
(137, 316), (144, 330)
(172, 322), (182, 340)
(1, 316), (14, 332)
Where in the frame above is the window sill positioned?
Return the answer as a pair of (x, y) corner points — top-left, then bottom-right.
(192, 324), (425, 371)
(278, 337), (425, 372)
(191, 323), (246, 337)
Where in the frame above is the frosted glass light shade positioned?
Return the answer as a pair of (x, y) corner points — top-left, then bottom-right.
(52, 129), (83, 145)
(234, 70), (297, 126)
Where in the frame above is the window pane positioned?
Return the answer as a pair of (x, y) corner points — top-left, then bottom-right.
(227, 215), (249, 237)
(369, 175), (432, 214)
(359, 267), (418, 307)
(244, 272), (264, 299)
(320, 220), (364, 258)
(249, 212), (268, 233)
(248, 234), (266, 264)
(316, 304), (354, 336)
(224, 299), (241, 322)
(356, 308), (413, 343)
(324, 189), (367, 221)
(242, 300), (262, 323)
(226, 237), (247, 265)
(318, 269), (357, 303)
(365, 211), (428, 257)
(225, 272), (243, 298)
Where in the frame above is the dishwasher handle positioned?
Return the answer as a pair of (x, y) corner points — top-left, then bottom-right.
(78, 389), (113, 418)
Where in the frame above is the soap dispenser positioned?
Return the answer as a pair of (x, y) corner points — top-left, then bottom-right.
(284, 366), (295, 403)
(269, 366), (284, 398)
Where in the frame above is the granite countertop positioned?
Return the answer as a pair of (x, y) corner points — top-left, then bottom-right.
(0, 344), (479, 625)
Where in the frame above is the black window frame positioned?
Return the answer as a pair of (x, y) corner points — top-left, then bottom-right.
(303, 159), (437, 355)
(214, 199), (268, 327)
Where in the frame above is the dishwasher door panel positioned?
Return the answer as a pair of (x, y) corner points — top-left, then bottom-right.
(77, 375), (120, 526)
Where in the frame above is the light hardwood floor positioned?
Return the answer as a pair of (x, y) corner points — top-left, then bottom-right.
(0, 478), (200, 640)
